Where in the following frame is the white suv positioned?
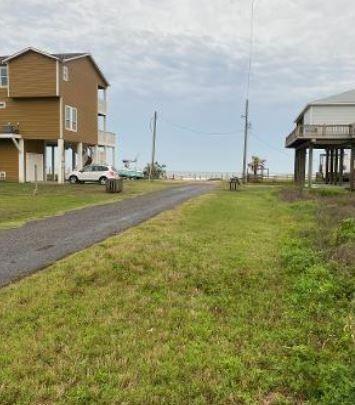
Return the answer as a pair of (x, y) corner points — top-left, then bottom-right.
(67, 165), (119, 185)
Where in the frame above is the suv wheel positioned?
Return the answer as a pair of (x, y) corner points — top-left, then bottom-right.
(69, 175), (78, 184)
(99, 176), (107, 185)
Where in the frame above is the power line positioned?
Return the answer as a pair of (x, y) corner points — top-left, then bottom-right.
(250, 132), (290, 157)
(159, 115), (243, 137)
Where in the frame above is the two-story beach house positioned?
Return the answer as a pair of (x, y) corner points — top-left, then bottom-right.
(285, 89), (355, 190)
(0, 47), (116, 183)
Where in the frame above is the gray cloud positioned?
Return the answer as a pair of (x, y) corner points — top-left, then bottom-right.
(3, 0), (355, 104)
(2, 0), (355, 172)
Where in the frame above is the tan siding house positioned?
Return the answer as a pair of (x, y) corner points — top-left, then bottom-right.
(8, 52), (58, 98)
(0, 47), (116, 183)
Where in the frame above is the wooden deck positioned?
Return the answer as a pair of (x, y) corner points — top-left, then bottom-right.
(286, 125), (355, 148)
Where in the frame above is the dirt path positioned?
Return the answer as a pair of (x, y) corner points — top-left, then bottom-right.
(0, 184), (214, 286)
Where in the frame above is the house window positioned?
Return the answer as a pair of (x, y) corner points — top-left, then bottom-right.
(0, 67), (8, 87)
(65, 105), (77, 132)
(0, 101), (6, 109)
(63, 65), (69, 81)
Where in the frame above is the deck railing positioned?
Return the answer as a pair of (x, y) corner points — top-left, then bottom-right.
(98, 130), (116, 147)
(98, 98), (107, 115)
(0, 123), (20, 134)
(286, 124), (355, 147)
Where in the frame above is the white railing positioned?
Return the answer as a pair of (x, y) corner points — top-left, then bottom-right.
(98, 99), (107, 115)
(98, 130), (116, 147)
(286, 124), (355, 147)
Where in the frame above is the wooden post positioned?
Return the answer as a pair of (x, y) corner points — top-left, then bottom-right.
(334, 148), (339, 185)
(33, 164), (38, 196)
(43, 142), (47, 182)
(77, 142), (83, 170)
(299, 147), (306, 188)
(57, 139), (65, 184)
(18, 138), (25, 184)
(308, 145), (313, 188)
(51, 145), (55, 181)
(350, 144), (355, 192)
(325, 149), (330, 184)
(330, 148), (334, 184)
(72, 146), (76, 170)
(339, 148), (344, 186)
(294, 149), (299, 184)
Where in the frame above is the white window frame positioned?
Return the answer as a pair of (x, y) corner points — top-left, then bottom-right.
(65, 105), (78, 132)
(63, 65), (69, 81)
(0, 66), (8, 87)
(0, 101), (6, 109)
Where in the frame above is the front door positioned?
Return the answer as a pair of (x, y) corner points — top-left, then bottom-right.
(26, 153), (44, 182)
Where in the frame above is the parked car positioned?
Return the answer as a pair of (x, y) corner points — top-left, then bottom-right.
(118, 168), (144, 179)
(67, 165), (119, 185)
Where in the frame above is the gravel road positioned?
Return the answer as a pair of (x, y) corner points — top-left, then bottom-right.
(0, 183), (214, 287)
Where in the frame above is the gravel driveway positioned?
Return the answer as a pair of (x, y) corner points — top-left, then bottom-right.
(0, 183), (214, 287)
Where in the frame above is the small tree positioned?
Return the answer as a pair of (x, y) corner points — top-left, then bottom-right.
(143, 161), (167, 179)
(248, 156), (266, 176)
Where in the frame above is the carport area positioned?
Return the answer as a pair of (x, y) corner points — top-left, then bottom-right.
(286, 125), (355, 190)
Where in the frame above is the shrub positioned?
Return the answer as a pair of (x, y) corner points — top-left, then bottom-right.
(280, 239), (319, 273)
(309, 187), (346, 197)
(335, 218), (355, 245)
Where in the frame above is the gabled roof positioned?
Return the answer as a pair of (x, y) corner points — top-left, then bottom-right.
(0, 56), (9, 65)
(2, 47), (58, 63)
(295, 89), (355, 122)
(0, 47), (109, 86)
(311, 89), (355, 105)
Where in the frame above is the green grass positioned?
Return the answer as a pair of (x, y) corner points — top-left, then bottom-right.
(0, 181), (175, 229)
(0, 186), (353, 403)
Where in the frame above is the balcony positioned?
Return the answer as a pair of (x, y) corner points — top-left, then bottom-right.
(0, 123), (20, 135)
(98, 98), (107, 115)
(286, 124), (355, 148)
(98, 130), (115, 147)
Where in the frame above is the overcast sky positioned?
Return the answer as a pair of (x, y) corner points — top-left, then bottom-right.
(3, 0), (355, 173)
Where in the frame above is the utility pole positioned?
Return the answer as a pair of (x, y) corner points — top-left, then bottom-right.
(242, 99), (249, 183)
(242, 0), (256, 184)
(149, 111), (157, 181)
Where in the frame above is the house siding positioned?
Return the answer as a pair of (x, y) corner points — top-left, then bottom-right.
(0, 89), (60, 140)
(303, 107), (312, 125)
(8, 51), (57, 98)
(61, 57), (101, 145)
(0, 139), (18, 181)
(0, 49), (111, 183)
(308, 105), (355, 125)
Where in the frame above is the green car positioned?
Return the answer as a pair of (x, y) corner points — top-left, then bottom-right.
(118, 169), (145, 179)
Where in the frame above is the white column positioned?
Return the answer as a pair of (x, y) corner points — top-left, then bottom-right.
(43, 142), (47, 182)
(18, 138), (25, 183)
(308, 145), (313, 188)
(103, 146), (107, 164)
(57, 138), (65, 184)
(93, 145), (100, 164)
(77, 142), (83, 170)
(112, 147), (115, 167)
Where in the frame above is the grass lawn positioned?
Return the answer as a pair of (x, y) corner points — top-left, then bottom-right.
(0, 186), (353, 403)
(0, 180), (175, 229)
